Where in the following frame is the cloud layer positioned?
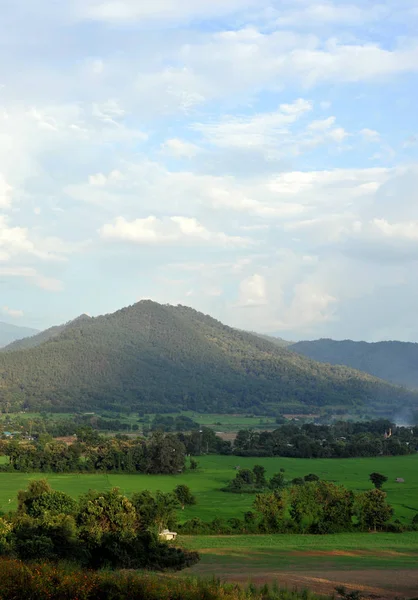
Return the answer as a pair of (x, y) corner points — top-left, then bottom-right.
(1, 0), (418, 339)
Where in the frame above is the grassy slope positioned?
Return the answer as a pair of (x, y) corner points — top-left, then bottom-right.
(0, 454), (417, 522)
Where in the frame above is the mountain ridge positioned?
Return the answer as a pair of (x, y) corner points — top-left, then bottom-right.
(2, 314), (92, 352)
(0, 322), (39, 348)
(291, 338), (418, 390)
(0, 301), (416, 416)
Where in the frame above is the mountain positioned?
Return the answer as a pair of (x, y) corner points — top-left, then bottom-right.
(2, 314), (91, 352)
(0, 322), (39, 348)
(291, 338), (418, 390)
(0, 301), (417, 416)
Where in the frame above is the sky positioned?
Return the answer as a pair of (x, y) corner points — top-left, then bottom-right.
(1, 0), (418, 341)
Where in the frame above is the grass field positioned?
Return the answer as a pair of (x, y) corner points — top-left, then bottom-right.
(0, 454), (417, 524)
(180, 533), (418, 598)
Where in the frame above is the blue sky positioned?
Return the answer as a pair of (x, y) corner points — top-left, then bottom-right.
(1, 0), (418, 341)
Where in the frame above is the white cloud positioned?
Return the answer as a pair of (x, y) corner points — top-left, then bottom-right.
(89, 170), (123, 186)
(308, 116), (336, 130)
(161, 138), (200, 158)
(372, 218), (418, 241)
(193, 99), (312, 149)
(2, 306), (24, 318)
(360, 128), (381, 142)
(275, 3), (387, 27)
(0, 267), (63, 291)
(176, 29), (418, 103)
(100, 215), (251, 247)
(0, 175), (13, 208)
(237, 274), (268, 306)
(77, 0), (262, 23)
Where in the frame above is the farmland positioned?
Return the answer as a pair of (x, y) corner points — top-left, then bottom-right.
(0, 454), (417, 522)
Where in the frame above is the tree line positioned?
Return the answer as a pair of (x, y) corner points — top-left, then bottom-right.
(1, 420), (416, 474)
(233, 420), (417, 458)
(0, 431), (186, 474)
(180, 478), (402, 535)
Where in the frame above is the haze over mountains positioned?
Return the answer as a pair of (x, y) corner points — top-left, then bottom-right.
(0, 322), (39, 349)
(0, 301), (416, 418)
(291, 339), (418, 391)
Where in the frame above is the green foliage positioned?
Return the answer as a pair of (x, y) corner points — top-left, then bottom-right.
(253, 491), (287, 531)
(222, 465), (283, 494)
(173, 484), (197, 509)
(0, 301), (415, 415)
(290, 482), (355, 533)
(131, 490), (179, 533)
(253, 464), (267, 487)
(233, 420), (416, 459)
(269, 472), (286, 490)
(1, 432), (186, 475)
(2, 481), (199, 571)
(189, 458), (199, 470)
(304, 474), (320, 482)
(369, 472), (388, 489)
(356, 489), (394, 531)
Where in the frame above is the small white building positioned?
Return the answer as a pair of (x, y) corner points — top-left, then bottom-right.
(159, 529), (177, 541)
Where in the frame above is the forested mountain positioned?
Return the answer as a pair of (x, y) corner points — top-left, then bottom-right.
(0, 322), (38, 348)
(0, 301), (417, 415)
(2, 314), (91, 352)
(291, 339), (418, 390)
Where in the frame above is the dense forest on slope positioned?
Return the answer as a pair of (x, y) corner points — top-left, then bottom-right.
(0, 322), (38, 348)
(291, 339), (418, 390)
(0, 301), (417, 415)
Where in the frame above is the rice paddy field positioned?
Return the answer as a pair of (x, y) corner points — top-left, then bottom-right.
(0, 454), (417, 522)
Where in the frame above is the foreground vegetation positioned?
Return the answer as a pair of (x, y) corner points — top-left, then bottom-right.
(0, 559), (335, 600)
(0, 479), (199, 571)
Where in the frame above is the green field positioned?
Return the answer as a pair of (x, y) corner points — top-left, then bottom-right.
(179, 412), (278, 431)
(0, 454), (417, 524)
(181, 531), (418, 568)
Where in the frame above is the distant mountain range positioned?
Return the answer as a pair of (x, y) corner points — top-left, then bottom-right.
(0, 301), (416, 417)
(0, 322), (39, 348)
(2, 314), (91, 352)
(291, 338), (418, 390)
